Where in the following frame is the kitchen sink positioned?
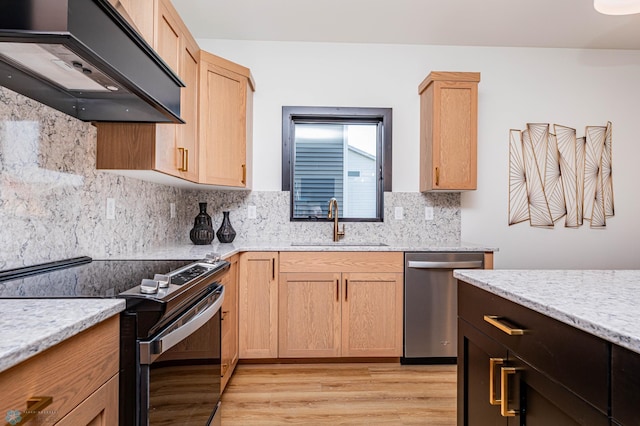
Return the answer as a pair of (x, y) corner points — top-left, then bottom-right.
(290, 242), (388, 247)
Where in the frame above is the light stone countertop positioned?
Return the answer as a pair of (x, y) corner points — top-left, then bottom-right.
(98, 240), (498, 261)
(0, 241), (495, 374)
(0, 299), (125, 373)
(454, 269), (640, 355)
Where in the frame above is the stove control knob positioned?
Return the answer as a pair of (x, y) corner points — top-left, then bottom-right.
(140, 278), (160, 294)
(154, 274), (170, 288)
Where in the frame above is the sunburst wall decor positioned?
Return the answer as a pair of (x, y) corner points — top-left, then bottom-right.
(508, 122), (614, 228)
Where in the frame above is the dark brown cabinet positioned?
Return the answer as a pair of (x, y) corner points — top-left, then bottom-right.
(612, 345), (640, 425)
(458, 281), (610, 425)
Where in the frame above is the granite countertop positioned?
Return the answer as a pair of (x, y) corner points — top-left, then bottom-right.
(101, 240), (498, 261)
(0, 299), (125, 373)
(454, 269), (640, 355)
(0, 241), (495, 374)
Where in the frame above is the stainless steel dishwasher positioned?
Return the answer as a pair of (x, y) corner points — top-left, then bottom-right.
(402, 252), (484, 364)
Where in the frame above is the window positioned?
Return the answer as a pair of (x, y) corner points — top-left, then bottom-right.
(282, 106), (392, 221)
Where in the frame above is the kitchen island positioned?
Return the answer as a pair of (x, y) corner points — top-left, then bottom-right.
(454, 269), (640, 425)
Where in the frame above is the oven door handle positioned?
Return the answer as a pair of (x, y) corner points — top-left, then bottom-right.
(140, 286), (225, 365)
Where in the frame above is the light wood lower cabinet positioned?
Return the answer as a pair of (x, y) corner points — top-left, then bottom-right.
(0, 316), (120, 425)
(279, 272), (342, 358)
(238, 252), (278, 359)
(278, 252), (404, 358)
(56, 374), (119, 426)
(221, 254), (239, 391)
(279, 270), (403, 358)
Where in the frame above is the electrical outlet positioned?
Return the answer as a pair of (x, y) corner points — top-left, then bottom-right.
(394, 206), (404, 220)
(170, 202), (176, 219)
(248, 205), (257, 219)
(106, 198), (115, 220)
(425, 206), (434, 220)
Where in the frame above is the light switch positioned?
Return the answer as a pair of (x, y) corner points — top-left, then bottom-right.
(394, 206), (404, 220)
(248, 205), (257, 219)
(106, 198), (115, 220)
(425, 206), (434, 221)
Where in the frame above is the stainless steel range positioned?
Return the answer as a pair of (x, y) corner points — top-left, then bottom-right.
(0, 255), (229, 425)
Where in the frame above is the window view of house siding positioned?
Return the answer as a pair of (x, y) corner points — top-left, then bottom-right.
(293, 124), (377, 219)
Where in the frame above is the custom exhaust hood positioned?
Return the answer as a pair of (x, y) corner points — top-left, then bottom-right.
(0, 0), (184, 123)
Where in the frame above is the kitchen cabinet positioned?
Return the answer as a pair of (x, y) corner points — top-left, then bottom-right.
(279, 252), (403, 358)
(612, 344), (640, 425)
(96, 0), (200, 182)
(108, 0), (154, 42)
(198, 50), (255, 188)
(458, 281), (609, 425)
(221, 254), (239, 391)
(0, 316), (119, 425)
(238, 252), (278, 359)
(419, 71), (480, 191)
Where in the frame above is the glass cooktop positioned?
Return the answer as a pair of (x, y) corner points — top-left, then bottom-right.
(0, 257), (195, 298)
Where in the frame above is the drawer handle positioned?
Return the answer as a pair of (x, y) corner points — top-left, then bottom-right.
(500, 367), (520, 417)
(5, 396), (53, 426)
(222, 310), (229, 320)
(484, 315), (525, 336)
(489, 358), (504, 405)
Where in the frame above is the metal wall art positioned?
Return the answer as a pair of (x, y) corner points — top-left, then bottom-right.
(508, 122), (614, 228)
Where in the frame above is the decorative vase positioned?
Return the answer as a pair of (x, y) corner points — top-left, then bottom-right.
(189, 202), (214, 245)
(216, 211), (236, 243)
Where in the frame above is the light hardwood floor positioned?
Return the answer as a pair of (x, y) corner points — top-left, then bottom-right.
(220, 363), (457, 425)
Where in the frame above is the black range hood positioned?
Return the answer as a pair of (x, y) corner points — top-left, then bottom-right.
(0, 0), (184, 123)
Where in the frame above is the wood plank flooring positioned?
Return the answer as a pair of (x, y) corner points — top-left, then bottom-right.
(220, 363), (457, 425)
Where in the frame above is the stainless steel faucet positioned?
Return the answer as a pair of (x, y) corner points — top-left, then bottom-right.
(327, 197), (345, 242)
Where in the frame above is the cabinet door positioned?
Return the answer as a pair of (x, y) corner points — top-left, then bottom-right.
(458, 319), (508, 426)
(56, 374), (118, 426)
(279, 272), (342, 358)
(199, 57), (248, 187)
(155, 0), (198, 180)
(239, 252), (278, 358)
(506, 354), (609, 426)
(221, 255), (239, 391)
(612, 344), (640, 426)
(419, 72), (479, 191)
(108, 0), (154, 42)
(341, 272), (403, 357)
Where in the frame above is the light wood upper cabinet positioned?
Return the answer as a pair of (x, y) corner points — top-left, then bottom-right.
(198, 51), (255, 188)
(96, 0), (200, 182)
(419, 71), (480, 191)
(279, 252), (404, 358)
(239, 252), (278, 359)
(108, 0), (154, 42)
(221, 254), (239, 391)
(0, 316), (119, 425)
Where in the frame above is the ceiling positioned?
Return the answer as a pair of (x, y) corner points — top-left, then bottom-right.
(171, 0), (640, 50)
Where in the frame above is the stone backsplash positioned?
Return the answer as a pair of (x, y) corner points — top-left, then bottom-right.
(181, 190), (461, 246)
(1, 87), (460, 270)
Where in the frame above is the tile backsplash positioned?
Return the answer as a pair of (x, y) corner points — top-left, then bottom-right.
(1, 87), (460, 270)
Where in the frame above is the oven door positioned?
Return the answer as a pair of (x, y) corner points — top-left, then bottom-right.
(139, 285), (224, 425)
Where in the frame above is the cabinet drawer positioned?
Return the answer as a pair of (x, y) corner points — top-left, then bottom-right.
(280, 251), (403, 273)
(0, 316), (120, 424)
(458, 281), (608, 413)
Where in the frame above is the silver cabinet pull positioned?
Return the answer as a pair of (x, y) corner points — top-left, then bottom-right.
(407, 260), (483, 269)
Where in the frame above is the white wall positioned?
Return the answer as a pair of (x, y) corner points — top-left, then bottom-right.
(198, 39), (640, 269)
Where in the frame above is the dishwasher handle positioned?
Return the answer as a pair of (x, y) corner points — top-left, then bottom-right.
(407, 260), (483, 269)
